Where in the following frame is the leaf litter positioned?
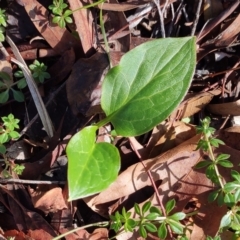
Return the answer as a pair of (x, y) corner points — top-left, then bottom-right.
(1, 0), (240, 239)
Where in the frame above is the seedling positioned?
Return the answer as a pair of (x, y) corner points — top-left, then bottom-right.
(48, 0), (105, 28)
(0, 114), (25, 176)
(0, 71), (24, 103)
(195, 117), (240, 237)
(0, 114), (20, 154)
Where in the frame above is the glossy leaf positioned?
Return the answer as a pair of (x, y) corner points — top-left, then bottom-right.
(101, 37), (196, 136)
(66, 126), (120, 200)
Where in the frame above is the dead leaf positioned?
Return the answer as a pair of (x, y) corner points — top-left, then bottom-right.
(84, 135), (201, 216)
(29, 186), (67, 214)
(171, 89), (221, 119)
(48, 48), (75, 85)
(66, 52), (109, 116)
(21, 0), (82, 56)
(218, 126), (240, 151)
(68, 0), (93, 55)
(207, 99), (240, 116)
(197, 1), (239, 42)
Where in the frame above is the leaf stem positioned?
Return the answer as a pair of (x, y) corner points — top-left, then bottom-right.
(52, 221), (109, 240)
(205, 135), (224, 189)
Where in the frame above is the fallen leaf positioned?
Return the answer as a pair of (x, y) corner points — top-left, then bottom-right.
(84, 135), (201, 216)
(21, 0), (82, 56)
(66, 52), (109, 116)
(207, 99), (240, 115)
(29, 186), (67, 214)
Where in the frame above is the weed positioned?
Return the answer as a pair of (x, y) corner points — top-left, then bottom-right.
(196, 117), (240, 237)
(0, 114), (24, 176)
(48, 0), (105, 28)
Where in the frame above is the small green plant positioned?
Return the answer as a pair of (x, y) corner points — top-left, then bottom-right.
(14, 60), (50, 84)
(0, 71), (24, 103)
(0, 114), (24, 176)
(195, 117), (240, 237)
(0, 114), (20, 154)
(0, 8), (7, 41)
(110, 200), (187, 239)
(48, 0), (105, 28)
(0, 60), (50, 103)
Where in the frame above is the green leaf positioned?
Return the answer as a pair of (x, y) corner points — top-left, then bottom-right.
(165, 199), (175, 215)
(150, 206), (162, 216)
(0, 71), (11, 81)
(66, 126), (120, 200)
(220, 212), (232, 228)
(217, 160), (233, 168)
(158, 222), (167, 239)
(0, 132), (9, 144)
(224, 192), (235, 207)
(134, 203), (141, 215)
(234, 188), (240, 202)
(168, 219), (184, 234)
(216, 154), (230, 161)
(208, 189), (219, 203)
(209, 138), (225, 147)
(139, 225), (147, 238)
(101, 37), (196, 136)
(142, 201), (151, 214)
(224, 182), (240, 192)
(17, 78), (27, 89)
(11, 89), (24, 102)
(231, 170), (240, 182)
(9, 131), (20, 139)
(143, 222), (157, 232)
(168, 212), (186, 221)
(195, 160), (211, 169)
(0, 144), (6, 154)
(0, 89), (9, 103)
(145, 212), (159, 220)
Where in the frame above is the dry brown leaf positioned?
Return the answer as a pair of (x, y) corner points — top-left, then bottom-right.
(68, 0), (93, 55)
(218, 126), (240, 150)
(27, 229), (53, 240)
(66, 52), (109, 116)
(48, 48), (75, 85)
(171, 89), (221, 119)
(21, 0), (81, 56)
(197, 1), (239, 42)
(84, 135), (201, 216)
(207, 99), (240, 116)
(29, 186), (67, 214)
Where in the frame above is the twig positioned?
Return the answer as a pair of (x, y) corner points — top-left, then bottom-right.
(191, 0), (202, 36)
(153, 0), (166, 38)
(0, 178), (66, 185)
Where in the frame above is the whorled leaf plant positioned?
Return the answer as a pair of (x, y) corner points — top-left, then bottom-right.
(66, 37), (196, 201)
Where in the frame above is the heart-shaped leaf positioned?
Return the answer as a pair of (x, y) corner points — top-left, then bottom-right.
(66, 126), (120, 201)
(101, 37), (196, 136)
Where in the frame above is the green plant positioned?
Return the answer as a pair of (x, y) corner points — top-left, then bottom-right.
(0, 114), (20, 154)
(0, 8), (7, 41)
(66, 37), (196, 200)
(0, 114), (24, 176)
(48, 0), (105, 28)
(195, 117), (240, 237)
(0, 60), (50, 103)
(15, 60), (50, 84)
(110, 200), (187, 239)
(0, 71), (24, 103)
